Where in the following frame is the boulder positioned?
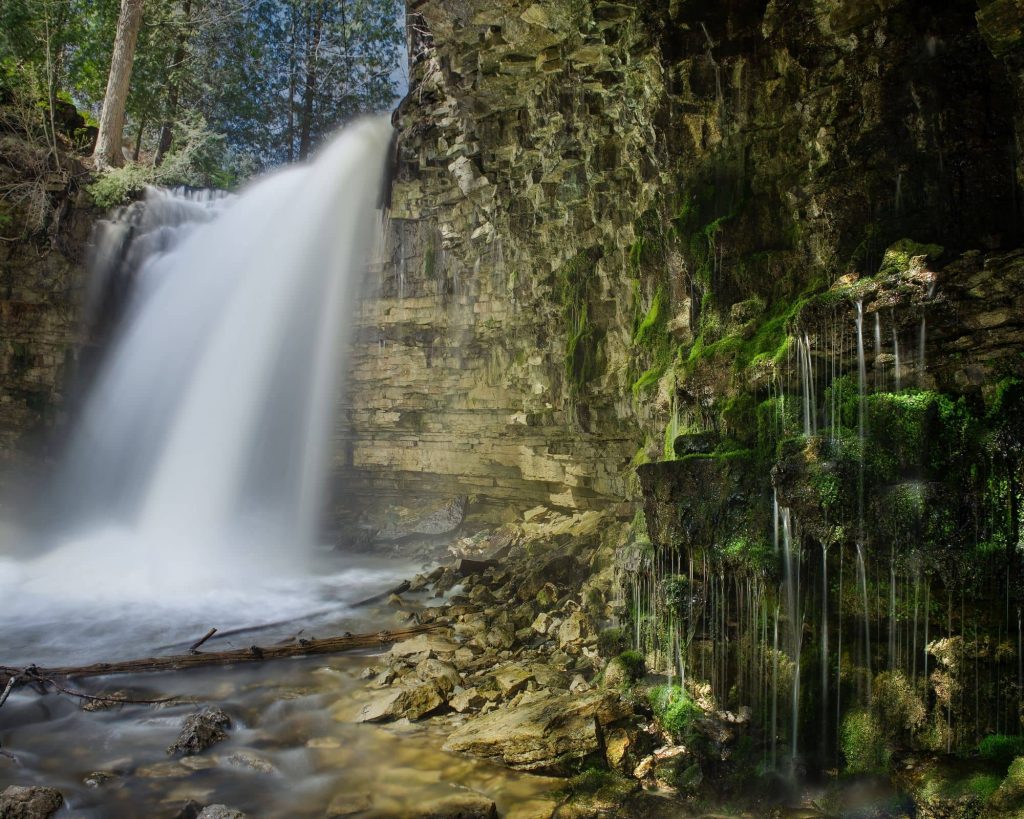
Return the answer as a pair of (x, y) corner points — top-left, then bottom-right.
(0, 786), (63, 819)
(167, 706), (231, 756)
(345, 680), (447, 723)
(442, 690), (628, 773)
(557, 610), (596, 648)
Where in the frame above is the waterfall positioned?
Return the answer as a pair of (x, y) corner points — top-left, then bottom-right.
(15, 119), (392, 602)
(873, 313), (883, 391)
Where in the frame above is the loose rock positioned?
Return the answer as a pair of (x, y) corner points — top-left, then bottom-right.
(0, 786), (63, 819)
(167, 706), (232, 756)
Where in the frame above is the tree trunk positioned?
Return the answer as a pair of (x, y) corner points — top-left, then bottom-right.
(155, 0), (192, 166)
(92, 0), (145, 169)
(287, 3), (297, 162)
(297, 2), (323, 161)
(132, 120), (145, 161)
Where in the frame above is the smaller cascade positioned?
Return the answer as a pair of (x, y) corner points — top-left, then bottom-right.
(820, 541), (829, 757)
(918, 315), (927, 385)
(873, 313), (884, 391)
(892, 319), (902, 391)
(856, 542), (873, 701)
(799, 333), (816, 436)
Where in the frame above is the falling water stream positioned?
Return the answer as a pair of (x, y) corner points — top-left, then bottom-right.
(0, 120), (558, 816)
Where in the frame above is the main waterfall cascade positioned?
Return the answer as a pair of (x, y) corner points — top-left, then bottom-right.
(0, 119), (393, 618)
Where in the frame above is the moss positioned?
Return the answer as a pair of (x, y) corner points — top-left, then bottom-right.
(598, 627), (630, 657)
(631, 364), (664, 397)
(978, 735), (1024, 766)
(877, 238), (944, 277)
(965, 773), (1002, 801)
(991, 757), (1024, 810)
(557, 248), (603, 395)
(841, 709), (891, 775)
(558, 767), (639, 805)
(648, 685), (702, 742)
(615, 650), (646, 682)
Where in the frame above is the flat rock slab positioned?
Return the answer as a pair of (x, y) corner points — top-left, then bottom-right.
(442, 690), (628, 773)
(0, 786), (63, 819)
(388, 633), (460, 661)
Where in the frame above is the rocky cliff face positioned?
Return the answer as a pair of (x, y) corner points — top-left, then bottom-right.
(0, 152), (93, 511)
(338, 0), (1024, 523)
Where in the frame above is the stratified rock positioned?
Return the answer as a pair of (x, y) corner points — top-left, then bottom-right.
(442, 690), (628, 773)
(0, 786), (63, 819)
(167, 706), (231, 756)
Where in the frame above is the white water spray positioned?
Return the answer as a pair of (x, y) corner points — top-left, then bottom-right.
(6, 119), (392, 604)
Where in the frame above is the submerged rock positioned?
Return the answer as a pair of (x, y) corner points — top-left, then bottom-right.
(0, 786), (63, 819)
(167, 706), (232, 756)
(406, 787), (497, 819)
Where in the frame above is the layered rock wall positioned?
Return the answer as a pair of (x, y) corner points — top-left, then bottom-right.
(337, 0), (1024, 521)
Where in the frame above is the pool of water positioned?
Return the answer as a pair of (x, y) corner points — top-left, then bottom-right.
(0, 553), (560, 817)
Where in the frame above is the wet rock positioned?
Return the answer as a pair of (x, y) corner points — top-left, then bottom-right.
(225, 751), (276, 774)
(326, 792), (374, 816)
(346, 680), (447, 722)
(197, 806), (247, 819)
(0, 786), (63, 819)
(83, 770), (119, 788)
(407, 787), (497, 818)
(442, 689), (628, 773)
(167, 706), (231, 756)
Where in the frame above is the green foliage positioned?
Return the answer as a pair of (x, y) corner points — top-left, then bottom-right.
(660, 574), (688, 617)
(978, 735), (1024, 766)
(88, 112), (255, 207)
(615, 650), (646, 682)
(597, 627), (629, 657)
(558, 249), (602, 395)
(648, 685), (702, 742)
(841, 709), (891, 774)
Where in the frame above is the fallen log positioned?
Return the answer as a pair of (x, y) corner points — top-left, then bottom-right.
(0, 623), (439, 689)
(155, 580), (417, 652)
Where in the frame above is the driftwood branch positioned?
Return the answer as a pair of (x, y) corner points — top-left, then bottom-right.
(0, 624), (438, 689)
(156, 581), (413, 652)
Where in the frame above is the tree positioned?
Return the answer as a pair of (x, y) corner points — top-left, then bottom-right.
(93, 0), (145, 168)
